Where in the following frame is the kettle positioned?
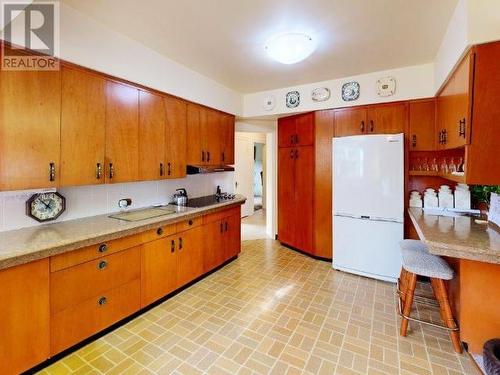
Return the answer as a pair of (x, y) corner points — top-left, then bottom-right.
(172, 188), (188, 206)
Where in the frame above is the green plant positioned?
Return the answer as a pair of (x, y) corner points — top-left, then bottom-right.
(470, 185), (500, 207)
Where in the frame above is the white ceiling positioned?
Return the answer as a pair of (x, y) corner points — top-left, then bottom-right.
(61, 0), (458, 93)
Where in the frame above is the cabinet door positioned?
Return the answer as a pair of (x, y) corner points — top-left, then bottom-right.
(366, 102), (406, 134)
(220, 113), (235, 164)
(165, 97), (187, 178)
(278, 148), (296, 246)
(295, 112), (314, 146)
(186, 104), (203, 165)
(333, 107), (367, 137)
(203, 220), (224, 272)
(224, 212), (241, 260)
(294, 146), (314, 253)
(205, 109), (222, 165)
(409, 99), (436, 151)
(60, 67), (106, 186)
(177, 226), (204, 287)
(141, 236), (178, 307)
(0, 259), (49, 375)
(0, 69), (61, 191)
(105, 81), (139, 183)
(278, 116), (296, 147)
(139, 91), (165, 180)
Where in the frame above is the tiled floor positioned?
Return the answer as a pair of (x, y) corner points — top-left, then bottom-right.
(241, 209), (267, 241)
(38, 239), (477, 375)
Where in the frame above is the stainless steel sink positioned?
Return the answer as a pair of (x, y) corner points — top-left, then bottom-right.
(109, 207), (176, 222)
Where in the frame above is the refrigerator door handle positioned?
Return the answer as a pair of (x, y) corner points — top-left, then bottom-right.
(334, 213), (361, 219)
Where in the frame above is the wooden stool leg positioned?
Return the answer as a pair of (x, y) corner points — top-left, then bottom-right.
(430, 278), (463, 354)
(400, 272), (417, 337)
(399, 268), (409, 306)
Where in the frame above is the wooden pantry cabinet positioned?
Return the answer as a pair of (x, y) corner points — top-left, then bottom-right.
(408, 98), (436, 151)
(278, 111), (333, 259)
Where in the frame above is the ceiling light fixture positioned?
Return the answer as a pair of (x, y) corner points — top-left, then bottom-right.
(264, 32), (316, 65)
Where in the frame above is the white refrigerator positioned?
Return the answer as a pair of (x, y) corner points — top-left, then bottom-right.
(332, 133), (404, 282)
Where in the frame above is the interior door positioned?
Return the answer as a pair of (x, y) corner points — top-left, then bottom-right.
(366, 102), (406, 134)
(165, 97), (187, 178)
(186, 104), (202, 165)
(294, 146), (314, 253)
(177, 227), (204, 287)
(139, 91), (166, 180)
(278, 116), (296, 148)
(105, 81), (139, 183)
(140, 236), (178, 307)
(333, 107), (367, 137)
(60, 67), (106, 186)
(234, 135), (254, 217)
(0, 69), (61, 190)
(278, 147), (296, 246)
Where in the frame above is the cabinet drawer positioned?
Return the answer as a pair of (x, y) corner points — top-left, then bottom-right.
(176, 216), (202, 232)
(203, 206), (240, 224)
(50, 233), (142, 272)
(50, 247), (140, 314)
(51, 279), (140, 355)
(141, 224), (176, 243)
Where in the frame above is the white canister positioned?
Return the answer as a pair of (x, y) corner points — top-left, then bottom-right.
(424, 193), (438, 208)
(438, 191), (454, 208)
(454, 185), (471, 210)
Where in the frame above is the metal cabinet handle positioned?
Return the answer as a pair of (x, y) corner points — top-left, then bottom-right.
(220, 222), (224, 233)
(109, 163), (114, 179)
(202, 151), (205, 162)
(290, 135), (294, 145)
(459, 118), (466, 138)
(97, 296), (107, 306)
(360, 121), (365, 132)
(98, 244), (108, 253)
(412, 135), (417, 148)
(443, 129), (447, 144)
(370, 120), (374, 132)
(179, 237), (183, 250)
(49, 162), (56, 182)
(171, 239), (175, 253)
(222, 152), (225, 162)
(225, 222), (228, 232)
(295, 149), (299, 159)
(207, 151), (210, 162)
(160, 163), (164, 177)
(97, 260), (108, 270)
(167, 162), (171, 176)
(295, 134), (299, 144)
(96, 163), (102, 180)
(157, 227), (163, 236)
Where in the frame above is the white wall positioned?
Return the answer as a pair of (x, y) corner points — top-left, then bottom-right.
(0, 173), (234, 232)
(467, 0), (500, 45)
(243, 63), (435, 118)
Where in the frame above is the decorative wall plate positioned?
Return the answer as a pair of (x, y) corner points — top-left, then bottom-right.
(341, 81), (360, 101)
(262, 95), (276, 111)
(376, 76), (396, 97)
(285, 91), (300, 108)
(311, 87), (331, 102)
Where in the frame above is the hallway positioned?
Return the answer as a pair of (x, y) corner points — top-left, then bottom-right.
(241, 209), (267, 241)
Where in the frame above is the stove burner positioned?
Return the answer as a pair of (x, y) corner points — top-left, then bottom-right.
(185, 194), (236, 208)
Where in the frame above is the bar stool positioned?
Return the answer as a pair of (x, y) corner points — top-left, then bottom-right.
(397, 241), (462, 354)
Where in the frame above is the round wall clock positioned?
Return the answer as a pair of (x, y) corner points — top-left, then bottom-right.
(376, 76), (396, 97)
(26, 192), (66, 222)
(285, 91), (300, 108)
(342, 81), (360, 101)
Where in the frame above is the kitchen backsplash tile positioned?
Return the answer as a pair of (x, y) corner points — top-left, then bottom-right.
(0, 172), (234, 232)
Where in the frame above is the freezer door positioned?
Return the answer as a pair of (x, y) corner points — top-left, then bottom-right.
(333, 215), (403, 282)
(333, 134), (404, 221)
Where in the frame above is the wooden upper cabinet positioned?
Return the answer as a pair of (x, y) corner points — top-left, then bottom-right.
(165, 97), (187, 178)
(295, 113), (314, 146)
(186, 103), (203, 165)
(60, 67), (106, 186)
(409, 99), (436, 151)
(333, 107), (367, 137)
(205, 109), (222, 165)
(278, 116), (296, 147)
(139, 91), (166, 180)
(0, 69), (61, 191)
(105, 81), (139, 183)
(366, 102), (407, 134)
(0, 259), (50, 375)
(220, 114), (235, 164)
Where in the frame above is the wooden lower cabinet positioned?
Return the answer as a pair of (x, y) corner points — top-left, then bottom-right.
(0, 259), (50, 375)
(224, 213), (241, 260)
(177, 226), (205, 287)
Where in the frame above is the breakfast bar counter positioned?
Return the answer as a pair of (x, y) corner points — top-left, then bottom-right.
(408, 207), (500, 354)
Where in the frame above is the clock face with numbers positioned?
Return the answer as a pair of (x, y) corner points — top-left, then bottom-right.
(26, 192), (66, 222)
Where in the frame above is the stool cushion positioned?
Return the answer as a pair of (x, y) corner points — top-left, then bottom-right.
(401, 247), (454, 280)
(399, 239), (429, 253)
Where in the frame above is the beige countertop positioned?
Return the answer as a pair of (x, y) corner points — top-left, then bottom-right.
(0, 196), (246, 270)
(408, 207), (500, 264)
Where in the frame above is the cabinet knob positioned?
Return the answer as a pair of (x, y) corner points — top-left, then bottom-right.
(97, 296), (107, 306)
(97, 260), (108, 270)
(96, 163), (102, 180)
(188, 219), (193, 226)
(98, 244), (108, 253)
(49, 162), (56, 182)
(157, 227), (164, 235)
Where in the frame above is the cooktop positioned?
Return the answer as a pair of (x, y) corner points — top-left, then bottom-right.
(185, 194), (236, 208)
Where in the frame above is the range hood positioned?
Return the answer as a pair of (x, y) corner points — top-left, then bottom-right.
(187, 165), (235, 174)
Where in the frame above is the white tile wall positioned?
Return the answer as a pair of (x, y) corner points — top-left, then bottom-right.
(0, 173), (235, 232)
